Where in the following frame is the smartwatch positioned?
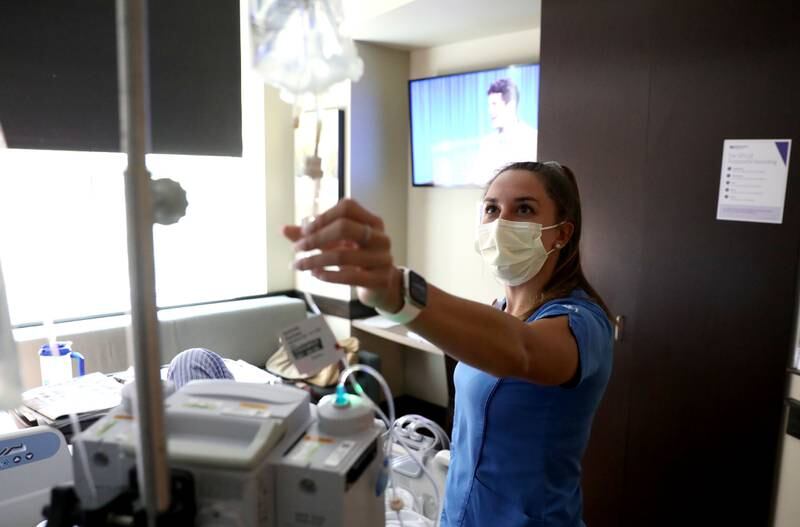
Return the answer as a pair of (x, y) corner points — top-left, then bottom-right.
(375, 267), (427, 325)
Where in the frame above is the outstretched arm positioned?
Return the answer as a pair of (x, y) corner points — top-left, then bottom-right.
(285, 199), (578, 385)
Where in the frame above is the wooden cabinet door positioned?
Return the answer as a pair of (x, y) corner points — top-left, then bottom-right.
(538, 1), (651, 524)
(540, 1), (800, 525)
(622, 2), (800, 525)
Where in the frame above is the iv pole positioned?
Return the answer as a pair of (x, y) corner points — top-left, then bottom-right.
(115, 0), (171, 522)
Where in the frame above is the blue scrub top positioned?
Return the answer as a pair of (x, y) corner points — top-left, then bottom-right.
(442, 290), (613, 527)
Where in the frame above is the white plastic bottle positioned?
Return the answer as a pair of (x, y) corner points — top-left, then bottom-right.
(38, 341), (85, 386)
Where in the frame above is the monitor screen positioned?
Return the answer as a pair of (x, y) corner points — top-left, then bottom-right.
(409, 64), (540, 187)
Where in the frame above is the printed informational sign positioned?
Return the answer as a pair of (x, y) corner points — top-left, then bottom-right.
(279, 315), (342, 375)
(716, 139), (792, 224)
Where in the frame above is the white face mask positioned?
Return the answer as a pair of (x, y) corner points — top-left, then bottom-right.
(475, 219), (563, 286)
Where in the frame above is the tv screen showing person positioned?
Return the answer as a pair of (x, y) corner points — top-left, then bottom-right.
(473, 78), (539, 185)
(410, 64), (539, 187)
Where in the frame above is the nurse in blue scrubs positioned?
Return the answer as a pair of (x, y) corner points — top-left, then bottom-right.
(287, 161), (614, 527)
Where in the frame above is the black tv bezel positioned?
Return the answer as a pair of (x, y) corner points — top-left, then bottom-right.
(408, 62), (539, 188)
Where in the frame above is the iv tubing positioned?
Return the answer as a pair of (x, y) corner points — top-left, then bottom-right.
(69, 412), (98, 505)
(338, 364), (443, 526)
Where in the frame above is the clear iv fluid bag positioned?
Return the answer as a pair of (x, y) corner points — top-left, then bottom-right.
(249, 0), (363, 98)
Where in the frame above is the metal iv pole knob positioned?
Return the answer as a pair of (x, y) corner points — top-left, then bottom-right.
(150, 177), (188, 226)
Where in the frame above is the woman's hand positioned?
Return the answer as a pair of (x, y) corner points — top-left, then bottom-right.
(283, 199), (403, 312)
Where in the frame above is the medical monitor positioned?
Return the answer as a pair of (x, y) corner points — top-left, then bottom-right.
(409, 63), (540, 187)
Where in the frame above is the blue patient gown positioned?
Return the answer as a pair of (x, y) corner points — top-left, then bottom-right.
(442, 290), (613, 527)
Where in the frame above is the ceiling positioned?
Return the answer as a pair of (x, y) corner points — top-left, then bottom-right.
(342, 0), (541, 50)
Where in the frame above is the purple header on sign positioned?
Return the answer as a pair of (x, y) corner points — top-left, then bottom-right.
(775, 141), (790, 165)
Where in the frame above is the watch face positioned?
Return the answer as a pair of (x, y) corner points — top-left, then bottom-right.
(408, 270), (427, 307)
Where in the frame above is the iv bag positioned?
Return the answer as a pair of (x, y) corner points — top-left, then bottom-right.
(0, 260), (22, 409)
(249, 0), (363, 100)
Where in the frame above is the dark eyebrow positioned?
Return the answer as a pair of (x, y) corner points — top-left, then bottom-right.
(483, 196), (540, 204)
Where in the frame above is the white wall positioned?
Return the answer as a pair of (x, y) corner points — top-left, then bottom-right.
(240, 0), (295, 293)
(351, 42), (410, 267)
(263, 87), (297, 292)
(407, 28), (540, 303)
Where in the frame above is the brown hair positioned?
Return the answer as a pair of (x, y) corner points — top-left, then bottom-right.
(485, 161), (612, 319)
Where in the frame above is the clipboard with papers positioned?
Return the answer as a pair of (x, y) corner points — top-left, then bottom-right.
(14, 372), (123, 434)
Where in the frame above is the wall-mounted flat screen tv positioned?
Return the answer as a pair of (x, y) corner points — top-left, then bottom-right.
(409, 63), (539, 187)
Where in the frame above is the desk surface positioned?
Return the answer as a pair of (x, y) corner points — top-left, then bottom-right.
(352, 316), (442, 356)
